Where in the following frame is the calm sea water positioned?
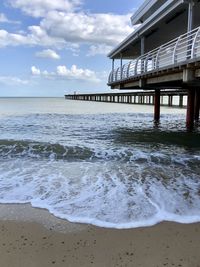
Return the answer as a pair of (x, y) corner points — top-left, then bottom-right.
(0, 97), (199, 228)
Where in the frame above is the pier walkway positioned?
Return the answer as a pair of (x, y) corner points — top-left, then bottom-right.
(65, 90), (187, 108)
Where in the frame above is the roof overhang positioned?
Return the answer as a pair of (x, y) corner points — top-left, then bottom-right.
(130, 0), (166, 25)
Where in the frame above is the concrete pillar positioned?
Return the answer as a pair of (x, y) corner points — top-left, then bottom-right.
(154, 89), (160, 122)
(179, 95), (183, 107)
(168, 96), (173, 106)
(161, 96), (164, 105)
(186, 89), (195, 129)
(194, 88), (200, 121)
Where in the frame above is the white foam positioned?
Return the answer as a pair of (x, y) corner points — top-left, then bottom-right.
(0, 152), (200, 229)
(0, 111), (200, 229)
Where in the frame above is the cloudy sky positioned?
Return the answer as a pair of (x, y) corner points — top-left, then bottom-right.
(0, 0), (143, 96)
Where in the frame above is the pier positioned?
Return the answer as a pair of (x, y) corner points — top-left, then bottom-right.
(65, 90), (190, 122)
(107, 0), (200, 129)
(65, 0), (200, 129)
(65, 90), (187, 107)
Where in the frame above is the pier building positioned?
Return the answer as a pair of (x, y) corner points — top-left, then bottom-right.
(107, 0), (200, 128)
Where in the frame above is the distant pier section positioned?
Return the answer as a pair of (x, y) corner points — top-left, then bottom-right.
(65, 90), (187, 108)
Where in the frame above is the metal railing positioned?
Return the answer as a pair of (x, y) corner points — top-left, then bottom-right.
(108, 26), (200, 84)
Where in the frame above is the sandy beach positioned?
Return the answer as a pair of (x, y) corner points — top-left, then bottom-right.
(0, 205), (199, 267)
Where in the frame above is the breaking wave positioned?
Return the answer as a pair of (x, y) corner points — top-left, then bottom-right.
(0, 111), (200, 228)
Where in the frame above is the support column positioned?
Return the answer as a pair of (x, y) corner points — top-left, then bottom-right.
(141, 36), (145, 73)
(179, 95), (183, 107)
(120, 54), (123, 80)
(168, 96), (173, 106)
(186, 89), (195, 129)
(154, 89), (160, 122)
(112, 59), (115, 72)
(188, 0), (194, 32)
(194, 88), (200, 121)
(111, 59), (115, 83)
(141, 36), (145, 55)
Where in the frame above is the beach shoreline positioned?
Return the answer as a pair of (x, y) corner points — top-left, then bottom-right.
(0, 204), (199, 267)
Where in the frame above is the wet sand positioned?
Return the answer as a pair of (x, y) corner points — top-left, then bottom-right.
(0, 205), (200, 267)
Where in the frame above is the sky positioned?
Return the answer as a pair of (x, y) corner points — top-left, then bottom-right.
(0, 0), (144, 97)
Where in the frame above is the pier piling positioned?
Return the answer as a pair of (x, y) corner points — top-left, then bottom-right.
(154, 89), (160, 122)
(194, 88), (200, 121)
(186, 89), (195, 129)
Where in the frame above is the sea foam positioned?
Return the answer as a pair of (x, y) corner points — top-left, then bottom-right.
(0, 112), (200, 229)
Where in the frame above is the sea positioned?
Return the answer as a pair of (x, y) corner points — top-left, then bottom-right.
(0, 97), (199, 229)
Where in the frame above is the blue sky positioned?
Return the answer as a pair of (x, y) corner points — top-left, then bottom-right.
(0, 0), (144, 97)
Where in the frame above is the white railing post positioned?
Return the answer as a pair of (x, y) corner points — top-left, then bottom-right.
(144, 52), (150, 72)
(155, 46), (163, 69)
(115, 67), (119, 81)
(172, 36), (181, 64)
(126, 61), (132, 78)
(134, 58), (140, 75)
(191, 28), (200, 58)
(120, 54), (123, 80)
(121, 64), (126, 80)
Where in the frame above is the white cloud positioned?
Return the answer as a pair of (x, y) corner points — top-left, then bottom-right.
(8, 0), (82, 18)
(41, 11), (132, 46)
(0, 13), (20, 24)
(0, 13), (8, 22)
(0, 28), (66, 48)
(0, 29), (32, 47)
(87, 44), (113, 56)
(31, 66), (41, 75)
(35, 49), (60, 59)
(3, 2), (133, 55)
(31, 65), (100, 82)
(0, 76), (29, 85)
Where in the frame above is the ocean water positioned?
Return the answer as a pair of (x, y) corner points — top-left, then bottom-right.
(0, 97), (200, 229)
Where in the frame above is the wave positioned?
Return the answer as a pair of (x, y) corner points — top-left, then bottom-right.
(113, 129), (200, 149)
(0, 139), (95, 161)
(0, 157), (200, 229)
(0, 138), (200, 166)
(0, 111), (200, 229)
